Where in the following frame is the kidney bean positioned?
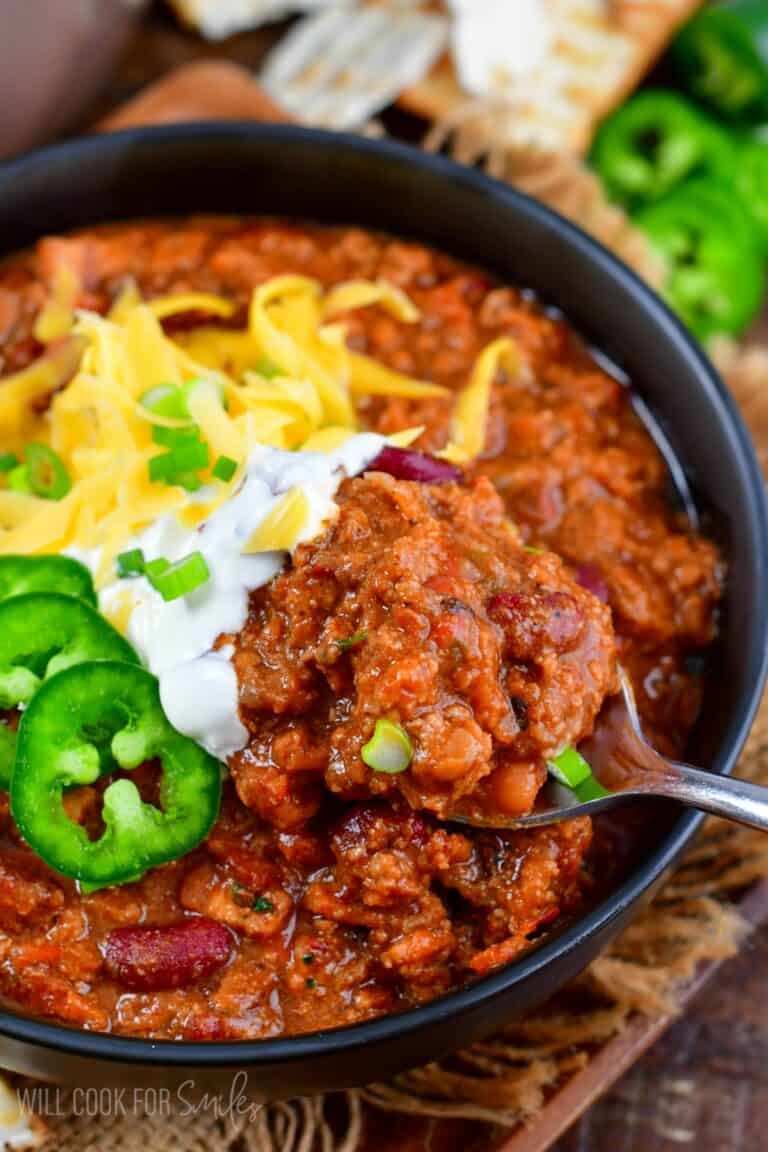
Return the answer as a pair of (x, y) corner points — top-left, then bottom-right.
(487, 590), (584, 655)
(574, 563), (610, 604)
(332, 803), (430, 858)
(367, 446), (462, 485)
(102, 918), (233, 992)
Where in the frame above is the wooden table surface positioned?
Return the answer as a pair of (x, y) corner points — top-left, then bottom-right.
(73, 9), (768, 1150)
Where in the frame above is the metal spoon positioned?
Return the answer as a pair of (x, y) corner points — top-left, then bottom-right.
(450, 670), (768, 833)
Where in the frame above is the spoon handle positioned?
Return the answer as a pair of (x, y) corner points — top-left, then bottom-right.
(651, 762), (768, 832)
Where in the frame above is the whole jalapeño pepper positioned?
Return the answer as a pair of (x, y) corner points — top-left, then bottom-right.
(11, 662), (222, 889)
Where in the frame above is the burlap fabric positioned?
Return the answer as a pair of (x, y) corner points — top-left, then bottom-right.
(13, 144), (768, 1151)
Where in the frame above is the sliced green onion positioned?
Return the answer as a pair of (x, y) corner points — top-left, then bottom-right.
(143, 557), (170, 582)
(175, 472), (203, 493)
(140, 383), (189, 421)
(25, 443), (71, 501)
(116, 548), (145, 578)
(524, 545), (543, 555)
(573, 775), (611, 802)
(255, 357), (281, 379)
(167, 438), (210, 471)
(547, 746), (593, 789)
(146, 551), (210, 602)
(336, 631), (368, 651)
(0, 453), (19, 473)
(550, 746), (598, 792)
(212, 455), (238, 482)
(152, 423), (202, 448)
(361, 718), (413, 774)
(149, 437), (210, 485)
(7, 465), (30, 493)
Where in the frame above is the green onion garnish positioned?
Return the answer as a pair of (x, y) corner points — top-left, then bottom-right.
(547, 746), (593, 789)
(25, 444), (71, 501)
(252, 897), (274, 914)
(255, 357), (281, 379)
(361, 718), (413, 774)
(182, 377), (228, 411)
(143, 557), (170, 582)
(140, 383), (189, 421)
(0, 453), (19, 473)
(148, 436), (210, 486)
(573, 775), (611, 802)
(146, 551), (210, 602)
(116, 548), (145, 578)
(152, 423), (201, 449)
(336, 631), (368, 651)
(8, 465), (30, 493)
(212, 455), (238, 482)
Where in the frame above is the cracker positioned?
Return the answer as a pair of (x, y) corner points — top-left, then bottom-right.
(260, 4), (448, 128)
(401, 0), (703, 154)
(166, 0), (336, 40)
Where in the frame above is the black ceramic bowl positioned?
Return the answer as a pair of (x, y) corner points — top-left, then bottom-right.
(0, 125), (765, 1098)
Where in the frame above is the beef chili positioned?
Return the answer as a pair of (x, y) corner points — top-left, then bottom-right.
(0, 218), (723, 1040)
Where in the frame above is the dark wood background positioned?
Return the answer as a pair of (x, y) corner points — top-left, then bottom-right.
(49, 7), (768, 1149)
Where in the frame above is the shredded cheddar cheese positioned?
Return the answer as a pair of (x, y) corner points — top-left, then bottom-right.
(1, 264), (513, 571)
(243, 487), (312, 554)
(442, 337), (520, 462)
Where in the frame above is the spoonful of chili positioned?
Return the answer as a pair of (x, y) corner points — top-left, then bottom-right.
(448, 669), (768, 833)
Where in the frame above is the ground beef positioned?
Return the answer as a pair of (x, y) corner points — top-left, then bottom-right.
(231, 470), (617, 824)
(0, 217), (722, 1040)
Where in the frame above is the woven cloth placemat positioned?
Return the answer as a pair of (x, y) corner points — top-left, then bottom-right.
(9, 130), (768, 1152)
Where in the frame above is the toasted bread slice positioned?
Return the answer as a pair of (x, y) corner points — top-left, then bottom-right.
(402, 0), (703, 154)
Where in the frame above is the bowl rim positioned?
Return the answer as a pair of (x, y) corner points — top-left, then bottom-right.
(0, 122), (766, 1066)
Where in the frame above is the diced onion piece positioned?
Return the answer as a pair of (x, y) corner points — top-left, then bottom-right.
(361, 719), (413, 774)
(243, 487), (311, 554)
(443, 337), (520, 462)
(547, 746), (593, 789)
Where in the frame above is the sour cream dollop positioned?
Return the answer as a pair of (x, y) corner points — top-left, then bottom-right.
(447, 0), (554, 98)
(80, 433), (385, 761)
